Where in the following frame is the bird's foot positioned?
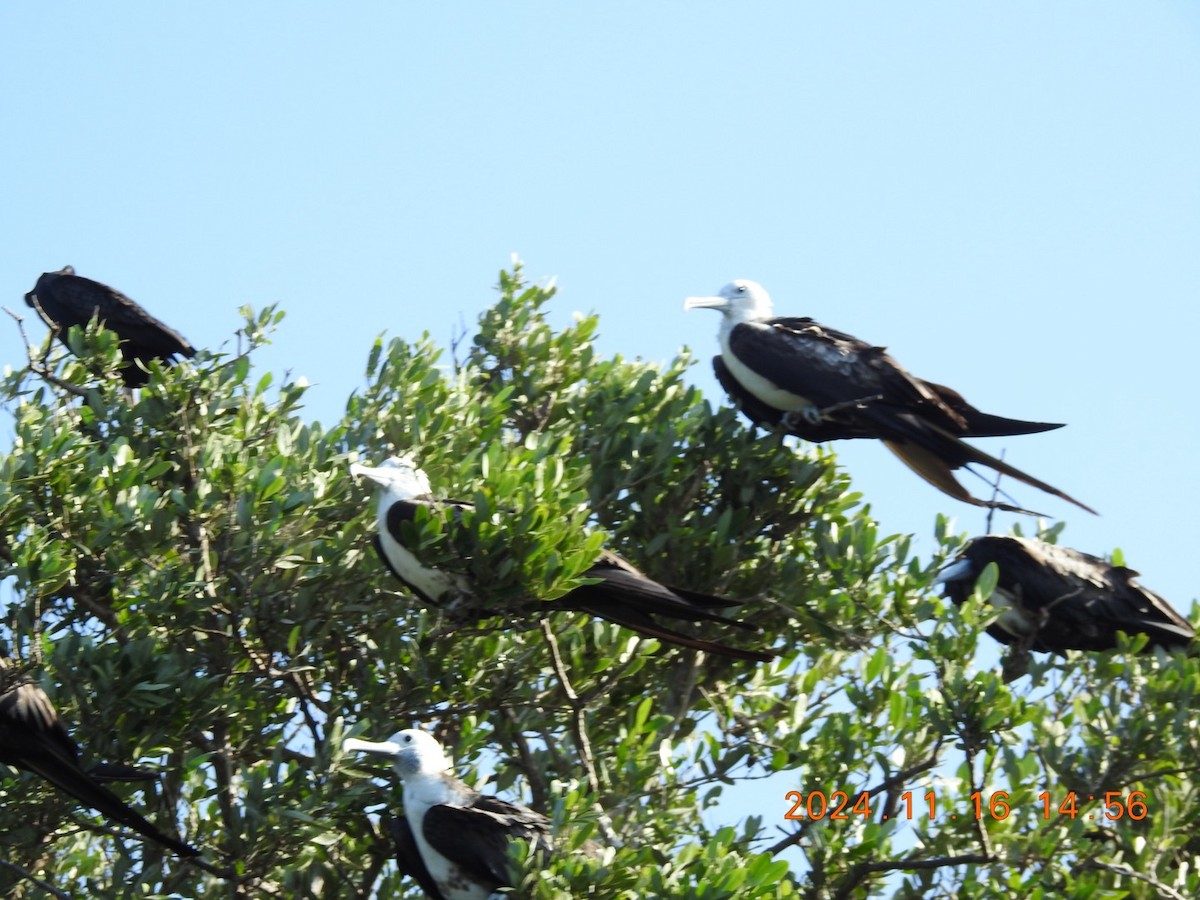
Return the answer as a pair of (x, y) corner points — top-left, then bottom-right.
(782, 406), (825, 429)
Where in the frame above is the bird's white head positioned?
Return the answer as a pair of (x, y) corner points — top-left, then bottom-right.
(344, 728), (452, 780)
(349, 454), (433, 501)
(683, 280), (774, 323)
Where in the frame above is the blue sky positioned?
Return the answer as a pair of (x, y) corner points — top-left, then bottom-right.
(3, 0), (1199, 865)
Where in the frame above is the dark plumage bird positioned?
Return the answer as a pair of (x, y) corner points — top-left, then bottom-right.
(936, 536), (1194, 653)
(685, 280), (1095, 516)
(350, 456), (775, 662)
(346, 728), (552, 900)
(25, 266), (196, 387)
(0, 656), (200, 856)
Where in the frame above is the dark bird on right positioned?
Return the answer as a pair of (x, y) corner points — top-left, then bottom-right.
(684, 280), (1095, 516)
(0, 655), (200, 857)
(25, 266), (196, 387)
(935, 536), (1194, 654)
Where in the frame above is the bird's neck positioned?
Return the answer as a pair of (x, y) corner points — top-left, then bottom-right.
(405, 770), (472, 816)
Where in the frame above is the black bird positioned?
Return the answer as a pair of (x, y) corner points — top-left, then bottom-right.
(0, 656), (200, 857)
(350, 456), (775, 662)
(936, 536), (1194, 653)
(685, 280), (1095, 515)
(346, 728), (553, 900)
(25, 266), (196, 387)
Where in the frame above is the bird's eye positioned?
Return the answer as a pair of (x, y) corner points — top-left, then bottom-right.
(736, 285), (747, 293)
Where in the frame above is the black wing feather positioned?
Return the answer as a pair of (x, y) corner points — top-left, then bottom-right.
(422, 797), (550, 893)
(0, 663), (200, 857)
(943, 537), (1194, 653)
(554, 552), (775, 662)
(25, 267), (195, 386)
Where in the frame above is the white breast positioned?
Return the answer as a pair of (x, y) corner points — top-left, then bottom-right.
(377, 527), (462, 601)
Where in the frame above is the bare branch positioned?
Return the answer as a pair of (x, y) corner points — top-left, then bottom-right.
(1077, 859), (1190, 900)
(0, 857), (72, 899)
(834, 853), (993, 900)
(539, 619), (616, 843)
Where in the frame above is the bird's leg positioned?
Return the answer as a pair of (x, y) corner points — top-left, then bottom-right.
(782, 405), (824, 429)
(1001, 647), (1031, 683)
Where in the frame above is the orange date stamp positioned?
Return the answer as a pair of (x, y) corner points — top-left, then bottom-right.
(784, 790), (1148, 822)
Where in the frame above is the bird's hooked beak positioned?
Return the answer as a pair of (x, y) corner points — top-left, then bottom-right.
(683, 294), (730, 312)
(932, 559), (974, 586)
(348, 462), (390, 488)
(344, 736), (402, 757)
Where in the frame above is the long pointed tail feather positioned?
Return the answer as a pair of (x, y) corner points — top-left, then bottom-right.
(21, 757), (200, 857)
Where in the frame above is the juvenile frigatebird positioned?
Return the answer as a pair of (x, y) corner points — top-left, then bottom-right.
(0, 656), (200, 856)
(936, 536), (1194, 653)
(25, 266), (196, 387)
(349, 456), (775, 662)
(684, 280), (1095, 515)
(345, 728), (551, 900)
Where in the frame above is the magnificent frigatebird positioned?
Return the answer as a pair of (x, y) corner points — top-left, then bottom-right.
(349, 456), (775, 662)
(684, 280), (1095, 515)
(25, 266), (196, 387)
(345, 728), (551, 900)
(936, 536), (1194, 654)
(0, 655), (200, 856)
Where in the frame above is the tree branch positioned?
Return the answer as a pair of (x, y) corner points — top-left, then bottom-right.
(0, 857), (71, 899)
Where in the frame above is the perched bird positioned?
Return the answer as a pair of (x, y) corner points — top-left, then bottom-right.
(350, 456), (775, 662)
(345, 728), (552, 900)
(936, 536), (1194, 653)
(25, 266), (196, 387)
(684, 280), (1095, 515)
(0, 655), (200, 857)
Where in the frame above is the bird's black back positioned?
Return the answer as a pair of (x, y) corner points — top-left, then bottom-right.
(25, 266), (196, 386)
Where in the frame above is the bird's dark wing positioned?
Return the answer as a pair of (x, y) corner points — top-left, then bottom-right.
(725, 316), (1068, 441)
(0, 669), (199, 857)
(383, 811), (448, 900)
(1090, 565), (1196, 648)
(86, 761), (161, 783)
(946, 538), (1193, 653)
(714, 355), (1063, 444)
(382, 495), (443, 541)
(727, 317), (958, 424)
(555, 552), (776, 662)
(422, 796), (550, 892)
(0, 676), (79, 765)
(1004, 541), (1193, 652)
(25, 268), (195, 386)
(922, 380), (1064, 437)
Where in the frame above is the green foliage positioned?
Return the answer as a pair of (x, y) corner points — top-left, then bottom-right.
(0, 264), (1197, 898)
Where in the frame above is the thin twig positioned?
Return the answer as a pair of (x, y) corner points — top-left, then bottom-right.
(0, 858), (72, 899)
(964, 740), (994, 861)
(767, 748), (945, 856)
(1077, 859), (1190, 900)
(538, 619), (616, 844)
(4, 304), (89, 398)
(833, 853), (993, 900)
